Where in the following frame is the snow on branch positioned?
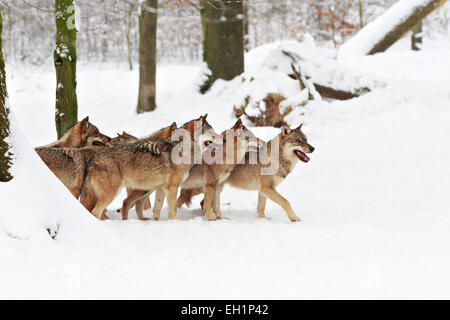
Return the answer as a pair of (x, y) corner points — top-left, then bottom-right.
(339, 0), (447, 58)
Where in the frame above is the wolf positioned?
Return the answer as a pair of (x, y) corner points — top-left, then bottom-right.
(110, 123), (177, 217)
(175, 118), (262, 220)
(80, 115), (221, 220)
(223, 124), (314, 222)
(39, 116), (111, 148)
(35, 117), (111, 199)
(111, 123), (177, 146)
(110, 131), (138, 145)
(35, 144), (109, 198)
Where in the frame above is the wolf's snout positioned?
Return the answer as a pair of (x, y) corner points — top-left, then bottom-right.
(309, 145), (315, 153)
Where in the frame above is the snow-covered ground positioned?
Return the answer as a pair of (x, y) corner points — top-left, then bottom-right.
(1, 37), (450, 299)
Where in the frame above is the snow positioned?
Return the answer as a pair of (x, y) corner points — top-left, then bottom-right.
(2, 38), (450, 298)
(232, 69), (309, 118)
(247, 40), (385, 96)
(339, 0), (433, 58)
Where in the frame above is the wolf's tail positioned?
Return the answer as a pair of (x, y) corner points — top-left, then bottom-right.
(177, 188), (203, 208)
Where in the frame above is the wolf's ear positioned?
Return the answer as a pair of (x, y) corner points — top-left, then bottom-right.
(232, 118), (242, 130)
(165, 122), (177, 137)
(202, 113), (208, 120)
(186, 120), (196, 135)
(281, 125), (292, 137)
(81, 116), (89, 125)
(80, 116), (90, 133)
(295, 123), (303, 131)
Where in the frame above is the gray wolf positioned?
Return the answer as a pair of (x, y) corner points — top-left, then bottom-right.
(80, 115), (220, 220)
(110, 123), (177, 218)
(176, 118), (262, 220)
(225, 124), (314, 222)
(35, 144), (109, 198)
(39, 116), (111, 148)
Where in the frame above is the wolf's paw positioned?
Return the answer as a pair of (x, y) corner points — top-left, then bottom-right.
(289, 215), (301, 222)
(140, 217), (151, 221)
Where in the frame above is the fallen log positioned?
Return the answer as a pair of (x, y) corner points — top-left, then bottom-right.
(282, 49), (378, 100)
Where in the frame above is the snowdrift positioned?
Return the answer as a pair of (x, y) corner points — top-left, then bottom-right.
(0, 109), (115, 242)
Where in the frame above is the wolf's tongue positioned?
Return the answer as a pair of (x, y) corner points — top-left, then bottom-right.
(295, 150), (310, 162)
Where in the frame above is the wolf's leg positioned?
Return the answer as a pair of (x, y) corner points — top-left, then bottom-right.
(122, 189), (152, 220)
(142, 196), (151, 210)
(203, 184), (216, 221)
(91, 175), (122, 220)
(260, 186), (301, 222)
(80, 181), (97, 213)
(135, 198), (144, 219)
(153, 188), (165, 220)
(101, 209), (110, 220)
(213, 186), (223, 219)
(135, 191), (153, 220)
(200, 198), (205, 213)
(165, 186), (179, 220)
(257, 192), (267, 218)
(92, 194), (116, 220)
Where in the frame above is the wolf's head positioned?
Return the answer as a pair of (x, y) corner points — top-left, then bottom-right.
(181, 114), (221, 152)
(224, 118), (263, 153)
(144, 122), (177, 142)
(280, 124), (315, 163)
(111, 131), (138, 145)
(70, 116), (111, 147)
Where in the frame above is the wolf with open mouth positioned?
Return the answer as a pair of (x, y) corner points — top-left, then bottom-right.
(226, 123), (315, 222)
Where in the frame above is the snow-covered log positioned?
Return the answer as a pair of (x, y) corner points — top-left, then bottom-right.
(246, 41), (385, 101)
(339, 0), (447, 58)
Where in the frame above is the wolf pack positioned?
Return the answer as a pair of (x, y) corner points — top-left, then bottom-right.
(35, 114), (315, 222)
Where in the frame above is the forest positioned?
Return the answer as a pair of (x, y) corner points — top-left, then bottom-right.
(0, 0), (450, 300)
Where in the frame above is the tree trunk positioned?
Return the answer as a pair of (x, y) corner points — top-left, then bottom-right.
(368, 0), (445, 55)
(358, 0), (364, 29)
(137, 0), (157, 113)
(0, 9), (13, 182)
(243, 0), (249, 52)
(200, 0), (244, 93)
(126, 2), (134, 71)
(411, 21), (423, 50)
(54, 0), (78, 139)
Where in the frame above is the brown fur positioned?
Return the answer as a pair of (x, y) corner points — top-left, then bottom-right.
(80, 115), (217, 220)
(225, 124), (315, 222)
(111, 123), (177, 217)
(39, 116), (111, 148)
(176, 118), (262, 220)
(35, 145), (108, 198)
(110, 131), (138, 145)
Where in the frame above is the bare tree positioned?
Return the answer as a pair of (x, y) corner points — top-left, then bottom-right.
(412, 21), (423, 50)
(199, 0), (244, 93)
(0, 8), (12, 182)
(54, 0), (78, 138)
(137, 0), (157, 113)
